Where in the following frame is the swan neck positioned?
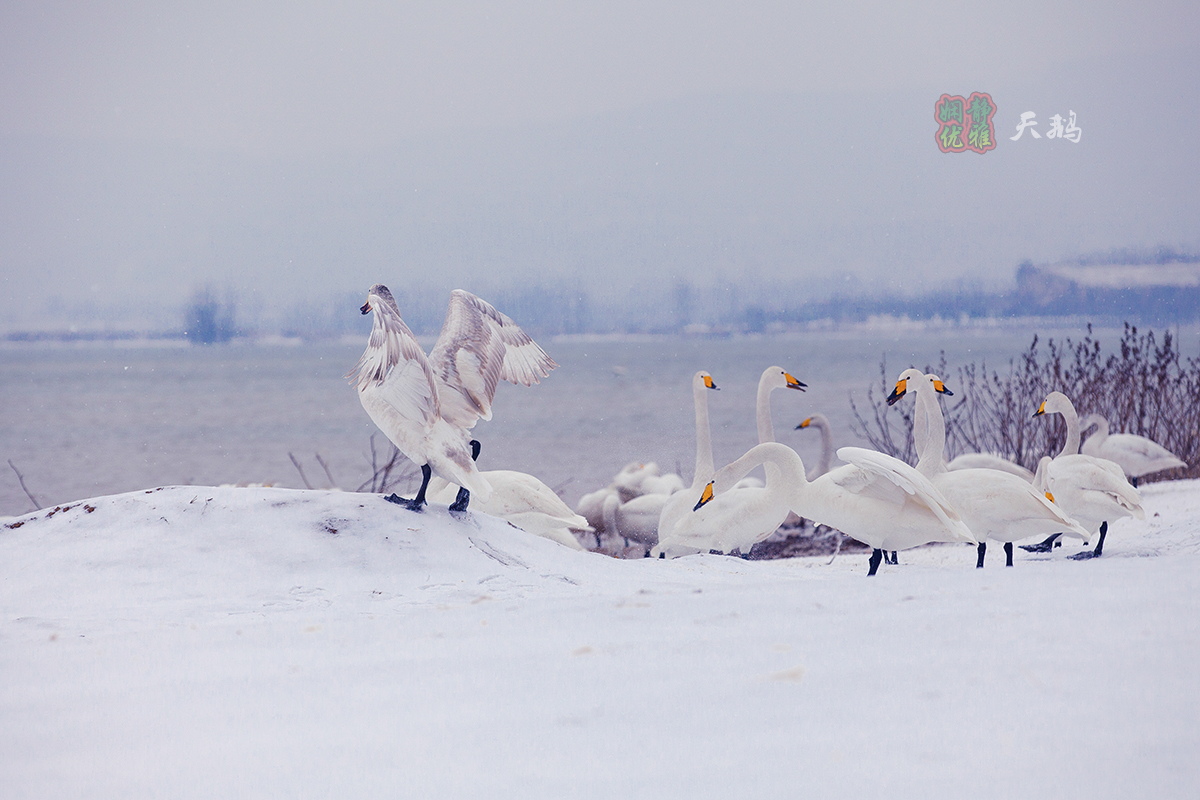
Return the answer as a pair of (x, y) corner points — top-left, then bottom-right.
(693, 380), (715, 487)
(915, 386), (947, 476)
(716, 443), (807, 497)
(815, 418), (833, 478)
(1059, 403), (1081, 457)
(756, 378), (775, 444)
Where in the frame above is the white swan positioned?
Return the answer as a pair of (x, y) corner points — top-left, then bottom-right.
(1028, 392), (1144, 555)
(794, 413), (834, 480)
(348, 284), (555, 512)
(675, 441), (974, 574)
(888, 369), (1089, 568)
(656, 371), (721, 546)
(1080, 413), (1186, 486)
(426, 462), (588, 551)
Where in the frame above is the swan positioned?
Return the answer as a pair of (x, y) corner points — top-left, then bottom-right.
(1080, 414), (1186, 486)
(755, 366), (807, 465)
(602, 491), (666, 552)
(887, 369), (1089, 568)
(676, 442), (974, 574)
(348, 284), (555, 512)
(794, 413), (834, 480)
(1025, 392), (1144, 555)
(656, 371), (721, 546)
(425, 451), (588, 550)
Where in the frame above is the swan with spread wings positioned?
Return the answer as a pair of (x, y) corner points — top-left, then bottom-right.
(347, 284), (556, 512)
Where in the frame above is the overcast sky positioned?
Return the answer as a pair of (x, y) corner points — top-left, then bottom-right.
(2, 1), (1198, 331)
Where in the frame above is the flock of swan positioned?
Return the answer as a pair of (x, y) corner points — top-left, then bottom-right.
(350, 286), (1187, 575)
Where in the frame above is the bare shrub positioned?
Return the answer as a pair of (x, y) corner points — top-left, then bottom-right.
(851, 324), (1198, 482)
(357, 434), (420, 494)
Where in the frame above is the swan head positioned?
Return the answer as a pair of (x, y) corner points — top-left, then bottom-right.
(693, 481), (715, 511)
(925, 373), (954, 396)
(886, 368), (925, 406)
(361, 283), (398, 315)
(1033, 390), (1074, 419)
(795, 413), (830, 431)
(695, 371), (719, 391)
(762, 366), (807, 392)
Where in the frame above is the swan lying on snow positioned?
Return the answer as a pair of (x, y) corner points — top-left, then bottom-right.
(348, 284), (555, 512)
(676, 441), (974, 574)
(1026, 392), (1144, 557)
(426, 454), (589, 550)
(1080, 414), (1187, 487)
(889, 369), (1088, 568)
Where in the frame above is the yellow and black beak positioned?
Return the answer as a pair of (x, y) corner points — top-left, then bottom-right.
(703, 375), (719, 390)
(785, 372), (807, 391)
(886, 379), (907, 406)
(933, 379), (954, 396)
(1032, 401), (1046, 418)
(360, 300), (371, 315)
(693, 481), (715, 512)
(795, 417), (812, 430)
(1045, 491), (1056, 504)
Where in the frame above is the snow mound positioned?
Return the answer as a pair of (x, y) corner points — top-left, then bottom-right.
(3, 481), (1200, 798)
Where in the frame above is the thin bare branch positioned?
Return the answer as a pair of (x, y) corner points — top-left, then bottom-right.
(314, 453), (337, 489)
(8, 459), (41, 511)
(288, 452), (314, 490)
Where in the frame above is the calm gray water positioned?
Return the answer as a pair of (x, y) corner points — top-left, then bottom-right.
(3, 324), (1193, 517)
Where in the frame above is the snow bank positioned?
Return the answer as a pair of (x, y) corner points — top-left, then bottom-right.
(2, 482), (1199, 798)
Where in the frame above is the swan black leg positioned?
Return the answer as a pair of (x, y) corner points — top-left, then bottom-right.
(1131, 476), (1139, 488)
(1004, 541), (1014, 567)
(887, 550), (898, 565)
(1070, 521), (1107, 560)
(976, 542), (986, 569)
(449, 440), (482, 512)
(867, 548), (883, 576)
(1020, 533), (1060, 553)
(385, 463), (432, 512)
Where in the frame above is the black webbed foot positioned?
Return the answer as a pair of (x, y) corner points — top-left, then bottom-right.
(448, 487), (471, 513)
(1019, 533), (1060, 553)
(1069, 522), (1107, 561)
(384, 493), (425, 512)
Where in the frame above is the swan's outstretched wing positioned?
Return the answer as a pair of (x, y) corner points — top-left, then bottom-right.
(835, 446), (973, 540)
(428, 289), (557, 427)
(346, 296), (440, 426)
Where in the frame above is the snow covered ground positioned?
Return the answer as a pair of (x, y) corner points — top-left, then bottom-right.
(3, 479), (1199, 799)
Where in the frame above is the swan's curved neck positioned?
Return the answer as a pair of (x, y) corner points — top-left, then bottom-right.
(692, 380), (714, 488)
(756, 377), (775, 444)
(715, 442), (807, 499)
(756, 375), (783, 484)
(1058, 403), (1081, 457)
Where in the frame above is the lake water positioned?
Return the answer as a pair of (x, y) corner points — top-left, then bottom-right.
(3, 323), (1195, 517)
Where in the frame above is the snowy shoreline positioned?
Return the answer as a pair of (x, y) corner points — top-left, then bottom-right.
(3, 480), (1199, 797)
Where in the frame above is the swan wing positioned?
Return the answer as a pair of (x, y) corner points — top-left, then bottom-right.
(346, 297), (440, 426)
(428, 290), (557, 427)
(835, 447), (973, 540)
